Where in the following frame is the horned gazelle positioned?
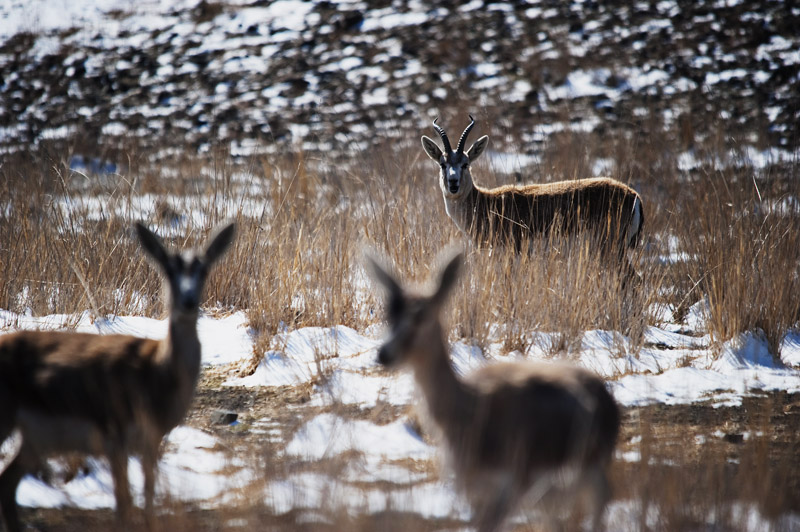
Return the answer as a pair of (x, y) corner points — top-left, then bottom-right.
(368, 251), (620, 532)
(0, 221), (235, 531)
(421, 116), (644, 263)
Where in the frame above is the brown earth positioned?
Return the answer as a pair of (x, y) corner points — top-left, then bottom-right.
(16, 369), (799, 531)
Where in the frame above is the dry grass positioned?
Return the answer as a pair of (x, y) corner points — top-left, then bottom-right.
(5, 128), (795, 359)
(1, 122), (799, 530)
(667, 161), (800, 357)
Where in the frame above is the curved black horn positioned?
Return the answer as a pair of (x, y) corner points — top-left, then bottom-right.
(456, 115), (476, 154)
(432, 117), (453, 154)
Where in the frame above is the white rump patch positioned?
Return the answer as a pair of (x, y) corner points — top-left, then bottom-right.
(629, 196), (643, 246)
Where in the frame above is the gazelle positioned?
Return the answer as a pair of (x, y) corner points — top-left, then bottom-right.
(0, 221), (235, 531)
(368, 252), (620, 532)
(421, 116), (644, 260)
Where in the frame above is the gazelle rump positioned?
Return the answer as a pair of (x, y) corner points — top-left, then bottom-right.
(368, 252), (620, 532)
(421, 116), (644, 257)
(0, 221), (235, 531)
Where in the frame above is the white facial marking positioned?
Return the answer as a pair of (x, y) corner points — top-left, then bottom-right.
(179, 273), (196, 295)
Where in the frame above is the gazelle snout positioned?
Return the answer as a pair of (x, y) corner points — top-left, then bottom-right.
(376, 326), (409, 368)
(170, 263), (205, 312)
(177, 273), (200, 309)
(178, 268), (205, 310)
(444, 162), (461, 194)
(377, 344), (394, 366)
(447, 172), (460, 194)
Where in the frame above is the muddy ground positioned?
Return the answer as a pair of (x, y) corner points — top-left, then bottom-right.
(17, 367), (800, 531)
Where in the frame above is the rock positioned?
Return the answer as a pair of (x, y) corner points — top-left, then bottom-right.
(211, 410), (238, 425)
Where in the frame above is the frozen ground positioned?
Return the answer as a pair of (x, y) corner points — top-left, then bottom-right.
(1, 300), (799, 528)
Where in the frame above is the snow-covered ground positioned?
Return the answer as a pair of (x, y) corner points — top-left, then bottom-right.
(1, 301), (799, 527)
(2, 0), (798, 155)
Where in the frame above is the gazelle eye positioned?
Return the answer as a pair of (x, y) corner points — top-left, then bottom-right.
(462, 164), (468, 169)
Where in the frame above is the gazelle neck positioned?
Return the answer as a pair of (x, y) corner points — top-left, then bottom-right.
(409, 323), (475, 431)
(166, 310), (202, 377)
(443, 185), (480, 238)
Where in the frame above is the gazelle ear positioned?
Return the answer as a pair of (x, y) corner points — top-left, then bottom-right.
(135, 222), (170, 270)
(364, 251), (402, 297)
(204, 222), (236, 264)
(466, 135), (489, 162)
(421, 136), (444, 161)
(432, 250), (463, 305)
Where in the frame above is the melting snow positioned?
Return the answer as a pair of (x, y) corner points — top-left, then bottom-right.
(2, 299), (799, 518)
(285, 413), (434, 463)
(14, 427), (253, 510)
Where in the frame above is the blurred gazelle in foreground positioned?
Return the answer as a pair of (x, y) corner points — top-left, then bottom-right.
(422, 116), (643, 269)
(0, 221), (235, 531)
(368, 251), (620, 532)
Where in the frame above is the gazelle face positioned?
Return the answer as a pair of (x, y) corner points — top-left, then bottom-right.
(136, 222), (236, 316)
(421, 116), (489, 200)
(166, 252), (210, 313)
(377, 294), (434, 368)
(366, 251), (463, 369)
(439, 151), (471, 197)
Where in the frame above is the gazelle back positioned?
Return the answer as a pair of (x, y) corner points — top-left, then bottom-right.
(368, 251), (620, 532)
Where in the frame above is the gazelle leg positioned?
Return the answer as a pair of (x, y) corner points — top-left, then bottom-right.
(0, 409), (13, 445)
(109, 450), (133, 526)
(142, 448), (159, 531)
(585, 467), (611, 532)
(0, 442), (38, 532)
(473, 481), (516, 532)
(0, 460), (25, 532)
